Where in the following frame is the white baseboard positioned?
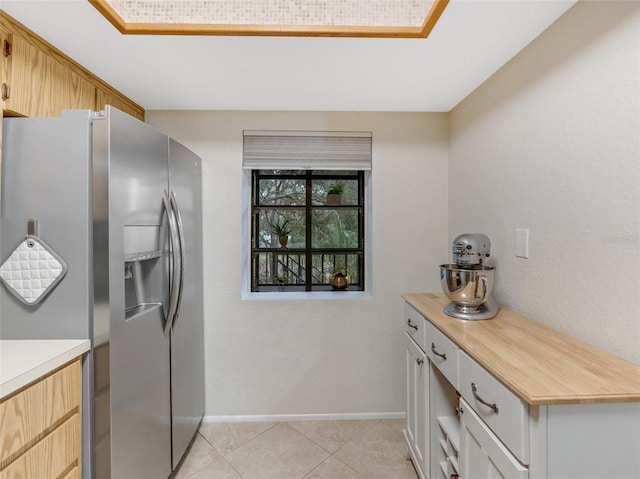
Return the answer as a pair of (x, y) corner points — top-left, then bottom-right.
(203, 411), (406, 423)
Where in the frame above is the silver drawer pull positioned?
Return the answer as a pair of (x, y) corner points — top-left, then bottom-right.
(471, 382), (499, 414)
(416, 358), (424, 366)
(407, 319), (418, 331)
(431, 343), (447, 361)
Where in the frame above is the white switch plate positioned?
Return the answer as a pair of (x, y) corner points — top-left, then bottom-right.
(516, 229), (529, 258)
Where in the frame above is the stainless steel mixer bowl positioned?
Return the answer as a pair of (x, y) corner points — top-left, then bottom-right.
(440, 264), (495, 307)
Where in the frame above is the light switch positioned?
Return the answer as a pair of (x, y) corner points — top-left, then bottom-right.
(516, 229), (529, 258)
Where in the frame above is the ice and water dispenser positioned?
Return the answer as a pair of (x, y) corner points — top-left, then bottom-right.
(123, 225), (166, 320)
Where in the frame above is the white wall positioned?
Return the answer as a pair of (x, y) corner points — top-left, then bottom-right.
(449, 0), (640, 364)
(146, 111), (449, 417)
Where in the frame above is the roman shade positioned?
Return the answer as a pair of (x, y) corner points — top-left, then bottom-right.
(243, 130), (372, 170)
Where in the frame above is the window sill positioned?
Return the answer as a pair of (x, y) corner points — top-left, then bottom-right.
(241, 290), (372, 301)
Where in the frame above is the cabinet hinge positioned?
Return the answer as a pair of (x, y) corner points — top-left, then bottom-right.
(2, 82), (10, 101)
(3, 39), (12, 57)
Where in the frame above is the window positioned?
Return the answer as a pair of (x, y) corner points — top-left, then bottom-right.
(251, 170), (365, 292)
(243, 130), (371, 294)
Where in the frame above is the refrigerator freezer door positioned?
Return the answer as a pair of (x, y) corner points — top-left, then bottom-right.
(1, 114), (94, 477)
(168, 138), (205, 468)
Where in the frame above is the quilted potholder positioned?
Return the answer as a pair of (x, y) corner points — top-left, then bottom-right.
(0, 235), (68, 305)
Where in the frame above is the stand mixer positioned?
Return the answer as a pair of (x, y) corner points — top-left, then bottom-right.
(439, 233), (500, 320)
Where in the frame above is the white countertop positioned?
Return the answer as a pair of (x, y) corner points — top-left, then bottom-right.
(0, 339), (90, 398)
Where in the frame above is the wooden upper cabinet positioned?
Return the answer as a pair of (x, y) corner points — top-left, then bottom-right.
(4, 31), (95, 117)
(1, 10), (144, 120)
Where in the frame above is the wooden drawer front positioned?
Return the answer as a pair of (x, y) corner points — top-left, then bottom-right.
(459, 351), (529, 464)
(0, 413), (80, 479)
(425, 320), (459, 388)
(405, 304), (426, 351)
(0, 359), (81, 464)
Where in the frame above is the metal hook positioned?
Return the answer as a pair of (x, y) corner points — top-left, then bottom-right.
(26, 218), (39, 248)
(28, 217), (38, 237)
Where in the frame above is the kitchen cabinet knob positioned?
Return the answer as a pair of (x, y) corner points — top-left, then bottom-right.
(416, 358), (424, 366)
(407, 319), (418, 331)
(471, 382), (499, 414)
(431, 343), (447, 361)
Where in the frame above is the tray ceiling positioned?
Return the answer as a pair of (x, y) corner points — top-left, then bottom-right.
(90, 0), (449, 37)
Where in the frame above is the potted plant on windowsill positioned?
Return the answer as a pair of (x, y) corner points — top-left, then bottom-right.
(326, 182), (344, 205)
(270, 219), (291, 248)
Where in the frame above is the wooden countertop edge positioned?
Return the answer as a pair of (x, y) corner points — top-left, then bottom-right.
(528, 393), (640, 406)
(403, 292), (640, 406)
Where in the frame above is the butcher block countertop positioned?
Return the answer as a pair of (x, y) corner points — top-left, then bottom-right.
(0, 339), (90, 398)
(403, 293), (640, 406)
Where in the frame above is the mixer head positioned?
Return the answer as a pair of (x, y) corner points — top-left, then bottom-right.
(452, 233), (491, 265)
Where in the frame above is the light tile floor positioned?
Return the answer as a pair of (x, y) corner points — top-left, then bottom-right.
(173, 419), (419, 479)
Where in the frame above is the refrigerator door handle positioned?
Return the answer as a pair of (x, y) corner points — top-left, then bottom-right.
(169, 191), (186, 330)
(163, 190), (181, 335)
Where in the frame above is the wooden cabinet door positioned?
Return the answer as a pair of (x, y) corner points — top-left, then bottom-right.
(4, 31), (95, 117)
(406, 334), (429, 478)
(4, 31), (50, 116)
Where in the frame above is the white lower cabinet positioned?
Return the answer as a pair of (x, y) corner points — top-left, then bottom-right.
(403, 300), (640, 479)
(404, 332), (429, 479)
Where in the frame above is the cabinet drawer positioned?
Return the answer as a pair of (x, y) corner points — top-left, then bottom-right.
(459, 398), (528, 479)
(405, 304), (426, 351)
(0, 413), (80, 479)
(0, 359), (81, 463)
(425, 320), (459, 388)
(459, 351), (529, 464)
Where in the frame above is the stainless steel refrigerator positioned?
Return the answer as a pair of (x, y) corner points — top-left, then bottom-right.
(0, 106), (204, 479)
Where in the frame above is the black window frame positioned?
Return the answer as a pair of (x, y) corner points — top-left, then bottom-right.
(250, 169), (365, 292)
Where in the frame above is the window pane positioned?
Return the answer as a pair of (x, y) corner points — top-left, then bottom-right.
(311, 209), (359, 248)
(256, 210), (306, 248)
(311, 254), (360, 285)
(254, 253), (306, 286)
(258, 178), (306, 206)
(312, 178), (359, 206)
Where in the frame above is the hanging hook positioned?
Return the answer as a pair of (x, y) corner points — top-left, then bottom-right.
(26, 218), (38, 247)
(27, 217), (38, 236)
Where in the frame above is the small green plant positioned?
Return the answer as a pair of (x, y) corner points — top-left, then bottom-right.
(327, 182), (345, 195)
(270, 219), (291, 237)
